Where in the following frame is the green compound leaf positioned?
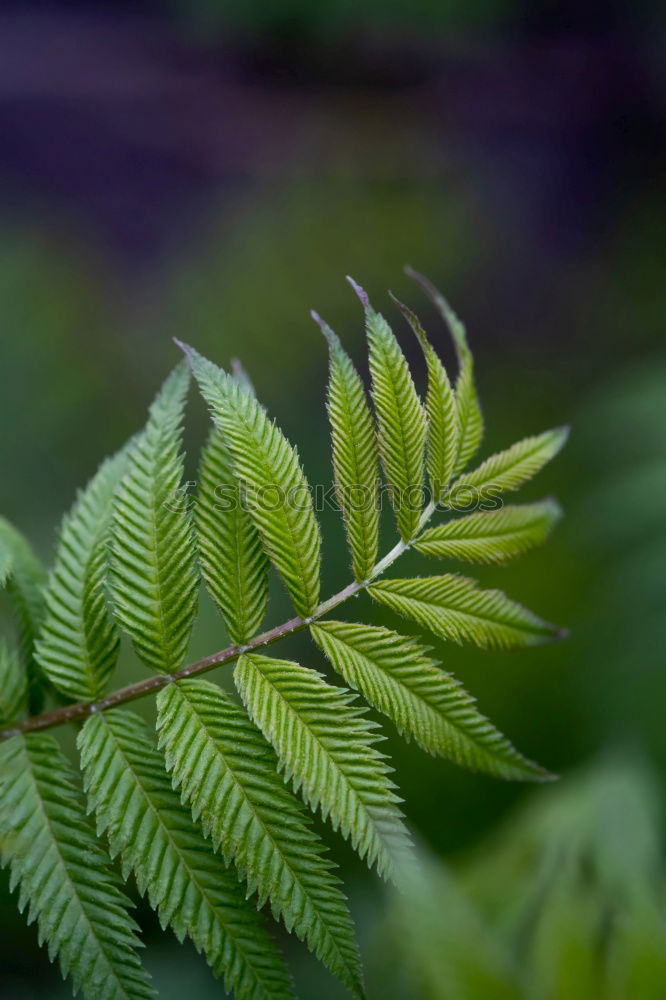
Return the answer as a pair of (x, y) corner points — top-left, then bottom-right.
(35, 449), (127, 702)
(196, 426), (269, 644)
(414, 500), (562, 565)
(0, 640), (27, 728)
(0, 517), (47, 712)
(235, 653), (411, 881)
(348, 279), (426, 543)
(406, 268), (483, 475)
(368, 575), (562, 649)
(79, 709), (293, 1000)
(447, 428), (569, 505)
(184, 346), (321, 620)
(392, 295), (459, 502)
(156, 679), (363, 999)
(0, 732), (153, 1000)
(311, 621), (551, 781)
(110, 364), (199, 673)
(314, 312), (380, 584)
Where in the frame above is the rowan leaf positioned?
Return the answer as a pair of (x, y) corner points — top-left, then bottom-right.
(156, 679), (363, 998)
(235, 652), (411, 880)
(196, 426), (269, 644)
(314, 312), (380, 583)
(0, 733), (153, 1000)
(311, 621), (552, 781)
(109, 365), (199, 673)
(79, 709), (293, 1000)
(447, 429), (569, 505)
(392, 295), (459, 501)
(368, 575), (562, 649)
(348, 279), (426, 542)
(35, 449), (127, 701)
(414, 500), (562, 564)
(184, 346), (321, 620)
(406, 268), (483, 474)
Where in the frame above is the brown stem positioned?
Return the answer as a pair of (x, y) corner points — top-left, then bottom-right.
(0, 500), (437, 742)
(0, 613), (305, 741)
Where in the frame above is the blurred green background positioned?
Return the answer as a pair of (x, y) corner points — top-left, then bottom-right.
(0, 1), (664, 997)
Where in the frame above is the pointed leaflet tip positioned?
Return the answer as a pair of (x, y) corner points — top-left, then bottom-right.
(345, 276), (370, 310)
(541, 496), (564, 523)
(310, 310), (338, 348)
(173, 338), (195, 360)
(388, 291), (429, 352)
(546, 426), (571, 459)
(404, 267), (468, 353)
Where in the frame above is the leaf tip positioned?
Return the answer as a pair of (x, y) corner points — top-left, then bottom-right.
(543, 496), (564, 521)
(173, 338), (193, 357)
(389, 291), (429, 348)
(345, 275), (370, 310)
(310, 309), (336, 345)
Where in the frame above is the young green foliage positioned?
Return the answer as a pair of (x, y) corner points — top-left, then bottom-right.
(235, 652), (410, 880)
(311, 621), (551, 781)
(314, 311), (380, 583)
(35, 449), (127, 701)
(392, 294), (459, 501)
(349, 278), (427, 542)
(369, 575), (560, 650)
(156, 679), (363, 998)
(406, 267), (484, 474)
(78, 710), (293, 1000)
(197, 426), (269, 644)
(0, 732), (153, 1000)
(448, 428), (569, 503)
(183, 345), (321, 620)
(415, 500), (562, 565)
(110, 365), (199, 674)
(0, 271), (567, 999)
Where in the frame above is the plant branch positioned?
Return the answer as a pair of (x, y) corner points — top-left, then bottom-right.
(0, 501), (436, 741)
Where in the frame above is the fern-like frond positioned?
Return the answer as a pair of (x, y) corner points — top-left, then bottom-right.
(35, 450), (127, 701)
(448, 428), (569, 503)
(368, 575), (561, 649)
(314, 313), (380, 584)
(311, 621), (550, 781)
(393, 296), (459, 501)
(110, 365), (199, 673)
(415, 500), (562, 564)
(197, 427), (269, 643)
(78, 710), (293, 1000)
(184, 346), (321, 620)
(406, 268), (483, 474)
(156, 678), (363, 998)
(0, 517), (47, 711)
(0, 732), (153, 1000)
(234, 652), (410, 880)
(0, 640), (27, 727)
(348, 280), (426, 542)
